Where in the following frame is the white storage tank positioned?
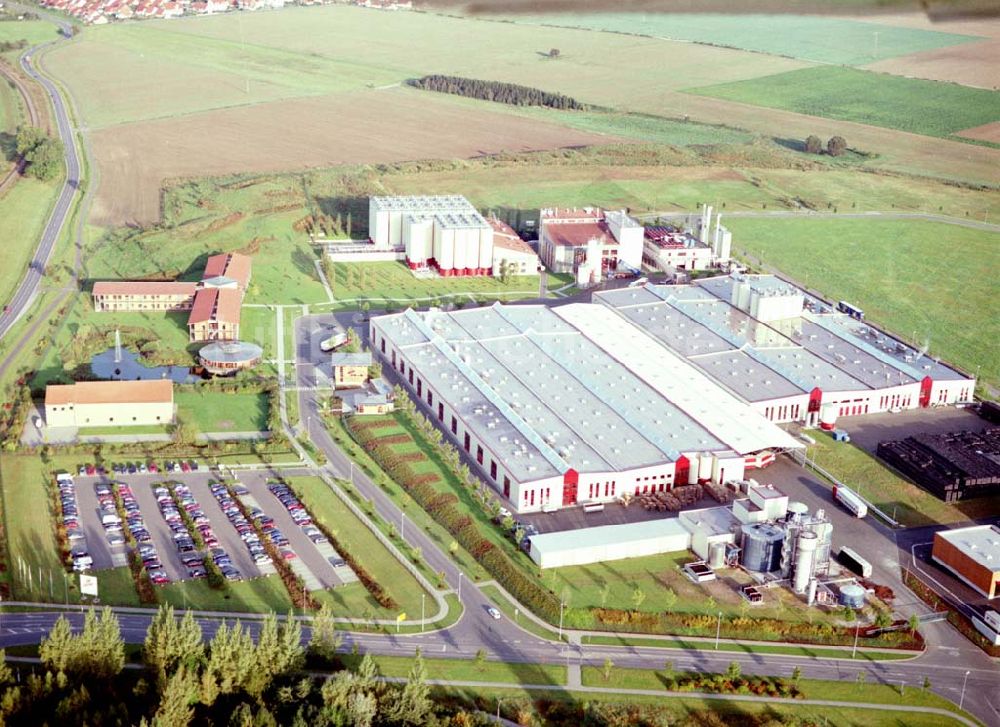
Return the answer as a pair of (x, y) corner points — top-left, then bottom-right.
(709, 541), (727, 569)
(454, 227), (469, 272)
(404, 217), (433, 266)
(478, 228), (494, 274)
(435, 224), (455, 272)
(793, 531), (818, 593)
(819, 403), (838, 431)
(786, 501), (809, 523)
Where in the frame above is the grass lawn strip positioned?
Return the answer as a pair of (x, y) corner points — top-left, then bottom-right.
(479, 584), (563, 642)
(581, 634), (916, 661)
(341, 653), (566, 686)
(175, 389), (269, 433)
(803, 434), (1000, 528)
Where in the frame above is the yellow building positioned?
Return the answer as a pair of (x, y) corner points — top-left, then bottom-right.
(331, 352), (372, 389)
(45, 380), (174, 428)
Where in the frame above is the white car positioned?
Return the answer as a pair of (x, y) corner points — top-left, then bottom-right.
(487, 607), (502, 620)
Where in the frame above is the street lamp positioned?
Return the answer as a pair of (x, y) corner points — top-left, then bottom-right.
(959, 670), (971, 710)
(421, 593), (426, 633)
(401, 512), (406, 540)
(715, 611), (722, 650)
(852, 622), (860, 659)
(457, 572), (463, 601)
(496, 697), (504, 720)
(558, 601), (566, 642)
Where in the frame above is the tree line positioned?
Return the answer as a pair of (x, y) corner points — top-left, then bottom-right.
(408, 75), (586, 110)
(15, 125), (64, 181)
(0, 39), (29, 51)
(2, 604), (455, 726)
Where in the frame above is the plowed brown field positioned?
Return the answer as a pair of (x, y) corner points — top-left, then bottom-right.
(865, 38), (1000, 89)
(956, 121), (1000, 143)
(88, 88), (626, 225)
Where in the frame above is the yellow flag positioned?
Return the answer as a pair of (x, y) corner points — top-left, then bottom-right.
(396, 612), (407, 622)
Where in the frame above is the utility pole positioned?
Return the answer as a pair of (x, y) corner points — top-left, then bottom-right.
(558, 601), (565, 641)
(959, 670), (971, 710)
(421, 593), (425, 633)
(715, 611), (722, 649)
(852, 623), (860, 658)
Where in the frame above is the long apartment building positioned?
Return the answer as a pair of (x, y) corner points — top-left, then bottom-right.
(370, 302), (801, 514)
(92, 253), (252, 343)
(594, 274), (974, 427)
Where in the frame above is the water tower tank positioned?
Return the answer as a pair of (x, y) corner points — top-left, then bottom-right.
(806, 578), (818, 605)
(740, 523), (785, 573)
(819, 403), (838, 431)
(709, 541), (727, 569)
(839, 584), (866, 609)
(793, 531), (818, 593)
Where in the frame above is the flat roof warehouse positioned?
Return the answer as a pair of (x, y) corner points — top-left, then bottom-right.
(372, 301), (801, 510)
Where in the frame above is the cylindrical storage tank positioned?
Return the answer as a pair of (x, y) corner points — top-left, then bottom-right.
(699, 453), (713, 482)
(388, 210), (403, 246)
(709, 541), (726, 569)
(839, 584), (866, 609)
(806, 578), (818, 605)
(453, 227), (469, 272)
(786, 501), (809, 523)
(819, 403), (838, 431)
(479, 228), (494, 275)
(793, 531), (818, 593)
(436, 225), (455, 272)
(740, 523), (785, 573)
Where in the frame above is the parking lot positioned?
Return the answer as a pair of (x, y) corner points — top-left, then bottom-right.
(234, 471), (348, 590)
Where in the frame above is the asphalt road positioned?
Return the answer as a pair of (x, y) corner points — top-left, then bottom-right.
(0, 26), (81, 342)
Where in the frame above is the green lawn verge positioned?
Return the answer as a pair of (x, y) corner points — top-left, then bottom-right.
(285, 476), (434, 618)
(341, 653), (565, 686)
(727, 217), (1000, 392)
(76, 425), (170, 436)
(0, 177), (63, 309)
(687, 66), (1000, 142)
(175, 389), (268, 433)
(158, 574), (293, 612)
(582, 634), (916, 661)
(804, 434), (1000, 528)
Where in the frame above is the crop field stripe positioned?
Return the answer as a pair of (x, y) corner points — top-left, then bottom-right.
(685, 66), (1000, 141)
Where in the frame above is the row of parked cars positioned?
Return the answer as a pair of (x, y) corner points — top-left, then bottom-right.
(154, 484), (219, 582)
(267, 481), (328, 546)
(56, 474), (93, 572)
(112, 482), (170, 586)
(208, 482), (275, 571)
(75, 461), (201, 477)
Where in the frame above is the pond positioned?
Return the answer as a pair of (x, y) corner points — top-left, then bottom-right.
(91, 348), (202, 384)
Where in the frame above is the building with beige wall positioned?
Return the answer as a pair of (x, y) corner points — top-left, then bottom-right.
(45, 380), (174, 428)
(331, 352), (372, 389)
(933, 525), (1000, 600)
(92, 281), (198, 312)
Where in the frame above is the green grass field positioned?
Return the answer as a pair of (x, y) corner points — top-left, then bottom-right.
(0, 19), (60, 51)
(0, 177), (62, 308)
(285, 476), (433, 618)
(805, 434), (1000, 528)
(582, 634), (916, 661)
(44, 5), (806, 128)
(580, 667), (972, 719)
(342, 653), (566, 686)
(688, 66), (1000, 141)
(504, 13), (979, 65)
(328, 262), (543, 306)
(726, 217), (1000, 392)
(159, 574), (293, 612)
(175, 389), (268, 433)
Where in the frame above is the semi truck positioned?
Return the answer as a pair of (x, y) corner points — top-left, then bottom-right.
(319, 329), (349, 352)
(832, 484), (868, 518)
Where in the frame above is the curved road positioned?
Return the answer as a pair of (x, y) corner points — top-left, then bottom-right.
(0, 23), (80, 342)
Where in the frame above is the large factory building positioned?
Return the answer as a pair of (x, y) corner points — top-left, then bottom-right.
(538, 207), (644, 279)
(367, 195), (538, 277)
(370, 302), (801, 514)
(594, 274), (974, 428)
(933, 525), (1000, 599)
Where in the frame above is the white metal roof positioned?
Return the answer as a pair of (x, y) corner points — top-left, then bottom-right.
(553, 303), (803, 455)
(937, 525), (1000, 573)
(531, 517), (690, 555)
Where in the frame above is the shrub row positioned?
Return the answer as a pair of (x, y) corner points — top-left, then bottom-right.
(110, 483), (157, 605)
(344, 415), (561, 622)
(903, 568), (998, 657)
(165, 482), (226, 591)
(371, 433), (413, 445)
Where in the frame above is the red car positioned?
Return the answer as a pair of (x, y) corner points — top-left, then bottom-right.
(149, 573), (170, 585)
(147, 463), (159, 474)
(280, 549), (297, 560)
(180, 461), (191, 473)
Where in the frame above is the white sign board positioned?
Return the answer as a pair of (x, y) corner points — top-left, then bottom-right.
(79, 574), (98, 597)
